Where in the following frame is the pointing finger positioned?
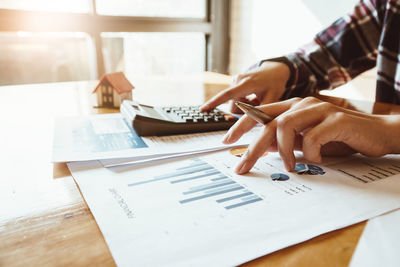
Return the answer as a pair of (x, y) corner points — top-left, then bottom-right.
(200, 79), (254, 112)
(235, 121), (277, 174)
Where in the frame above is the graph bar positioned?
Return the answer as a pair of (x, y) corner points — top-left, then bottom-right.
(211, 175), (229, 181)
(368, 172), (381, 179)
(336, 169), (368, 183)
(225, 197), (263, 209)
(189, 179), (232, 190)
(216, 192), (253, 203)
(179, 186), (244, 204)
(170, 171), (220, 184)
(371, 169), (388, 177)
(363, 162), (396, 175)
(389, 167), (400, 172)
(183, 180), (235, 195)
(241, 194), (261, 201)
(362, 175), (375, 182)
(176, 161), (208, 170)
(378, 168), (395, 175)
(153, 165), (214, 179)
(205, 184), (243, 194)
(390, 165), (400, 171)
(128, 165), (214, 186)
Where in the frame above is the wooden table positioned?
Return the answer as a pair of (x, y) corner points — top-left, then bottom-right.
(1, 74), (399, 267)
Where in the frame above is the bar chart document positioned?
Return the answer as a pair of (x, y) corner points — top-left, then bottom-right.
(350, 208), (400, 267)
(68, 151), (400, 267)
(52, 114), (257, 162)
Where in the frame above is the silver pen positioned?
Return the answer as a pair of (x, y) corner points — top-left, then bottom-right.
(234, 101), (274, 124)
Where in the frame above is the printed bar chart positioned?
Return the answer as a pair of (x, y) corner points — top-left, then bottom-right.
(128, 158), (263, 210)
(330, 159), (400, 183)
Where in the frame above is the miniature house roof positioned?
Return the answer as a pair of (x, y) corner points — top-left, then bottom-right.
(93, 72), (134, 95)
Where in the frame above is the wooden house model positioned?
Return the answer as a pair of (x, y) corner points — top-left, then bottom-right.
(93, 72), (134, 108)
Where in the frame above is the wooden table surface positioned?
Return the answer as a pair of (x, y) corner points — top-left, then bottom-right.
(1, 73), (399, 267)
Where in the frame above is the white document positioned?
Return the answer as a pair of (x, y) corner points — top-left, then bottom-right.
(350, 208), (400, 267)
(100, 148), (225, 168)
(52, 113), (257, 162)
(68, 151), (400, 267)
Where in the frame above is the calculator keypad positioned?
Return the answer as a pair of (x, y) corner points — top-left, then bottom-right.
(162, 106), (237, 123)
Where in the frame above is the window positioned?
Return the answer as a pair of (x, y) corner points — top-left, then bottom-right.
(0, 0), (229, 85)
(96, 0), (206, 18)
(0, 32), (95, 85)
(0, 0), (92, 13)
(102, 32), (205, 78)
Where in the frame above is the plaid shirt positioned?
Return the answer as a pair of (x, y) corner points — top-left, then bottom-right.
(273, 0), (400, 104)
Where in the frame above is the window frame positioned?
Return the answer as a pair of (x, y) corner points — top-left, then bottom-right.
(0, 0), (230, 79)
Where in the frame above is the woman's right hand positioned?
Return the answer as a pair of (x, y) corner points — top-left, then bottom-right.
(222, 97), (400, 173)
(200, 61), (291, 113)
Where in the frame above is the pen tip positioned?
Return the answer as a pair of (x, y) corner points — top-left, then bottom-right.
(235, 101), (245, 107)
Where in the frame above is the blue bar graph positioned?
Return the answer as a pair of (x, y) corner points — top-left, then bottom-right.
(225, 197), (263, 210)
(127, 158), (263, 210)
(170, 171), (220, 184)
(216, 192), (253, 203)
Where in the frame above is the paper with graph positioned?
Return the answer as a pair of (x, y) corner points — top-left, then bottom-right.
(52, 113), (257, 162)
(68, 151), (400, 267)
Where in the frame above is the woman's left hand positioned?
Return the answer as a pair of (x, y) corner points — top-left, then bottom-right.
(223, 97), (400, 173)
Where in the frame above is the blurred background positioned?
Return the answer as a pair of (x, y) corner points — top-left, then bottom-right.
(1, 0), (374, 99)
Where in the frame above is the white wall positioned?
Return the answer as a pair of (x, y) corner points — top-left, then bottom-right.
(229, 0), (359, 74)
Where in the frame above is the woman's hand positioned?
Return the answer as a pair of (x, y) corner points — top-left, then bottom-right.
(223, 97), (400, 173)
(200, 61), (290, 113)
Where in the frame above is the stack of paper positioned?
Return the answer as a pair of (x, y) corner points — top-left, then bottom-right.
(52, 113), (257, 165)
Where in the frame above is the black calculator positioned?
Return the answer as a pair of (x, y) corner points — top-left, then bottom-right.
(121, 100), (238, 136)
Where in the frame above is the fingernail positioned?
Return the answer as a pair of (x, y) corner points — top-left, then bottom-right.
(283, 155), (296, 172)
(284, 161), (292, 172)
(223, 132), (232, 144)
(284, 157), (295, 172)
(235, 161), (246, 174)
(290, 157), (296, 172)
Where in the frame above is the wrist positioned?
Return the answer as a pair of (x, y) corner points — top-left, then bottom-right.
(259, 57), (294, 89)
(382, 115), (400, 154)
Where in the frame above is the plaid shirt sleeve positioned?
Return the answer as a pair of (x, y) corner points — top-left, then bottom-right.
(266, 0), (386, 99)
